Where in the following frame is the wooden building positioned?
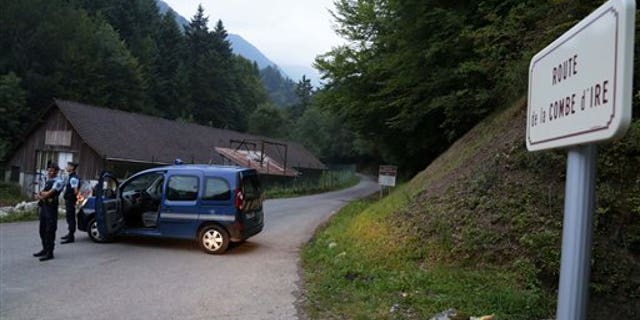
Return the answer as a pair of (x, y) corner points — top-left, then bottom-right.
(4, 99), (326, 194)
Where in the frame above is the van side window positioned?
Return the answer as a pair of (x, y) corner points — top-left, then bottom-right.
(167, 175), (199, 201)
(203, 177), (231, 201)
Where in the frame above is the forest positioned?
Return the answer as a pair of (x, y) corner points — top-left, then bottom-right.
(315, 0), (640, 174)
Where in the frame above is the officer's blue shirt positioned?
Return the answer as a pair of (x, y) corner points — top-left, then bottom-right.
(49, 177), (64, 193)
(68, 176), (79, 189)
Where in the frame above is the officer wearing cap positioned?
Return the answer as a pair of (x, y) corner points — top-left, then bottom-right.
(61, 161), (80, 244)
(33, 162), (63, 261)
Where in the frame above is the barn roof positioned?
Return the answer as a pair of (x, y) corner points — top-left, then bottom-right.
(53, 99), (325, 171)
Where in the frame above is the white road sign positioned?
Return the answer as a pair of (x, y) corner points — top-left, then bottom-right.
(527, 0), (635, 151)
(378, 165), (397, 187)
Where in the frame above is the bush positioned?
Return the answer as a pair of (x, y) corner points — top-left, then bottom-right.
(0, 181), (29, 207)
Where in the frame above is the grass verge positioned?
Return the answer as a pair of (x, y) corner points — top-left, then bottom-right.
(301, 187), (554, 320)
(0, 209), (39, 223)
(0, 182), (38, 223)
(265, 170), (360, 199)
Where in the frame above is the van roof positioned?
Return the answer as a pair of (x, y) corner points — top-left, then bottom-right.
(139, 164), (257, 175)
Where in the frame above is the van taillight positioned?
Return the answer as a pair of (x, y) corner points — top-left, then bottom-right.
(235, 188), (244, 211)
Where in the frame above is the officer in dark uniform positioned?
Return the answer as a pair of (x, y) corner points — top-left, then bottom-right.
(62, 162), (80, 244)
(33, 163), (63, 261)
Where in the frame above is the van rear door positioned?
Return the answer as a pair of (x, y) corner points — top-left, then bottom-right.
(239, 171), (263, 220)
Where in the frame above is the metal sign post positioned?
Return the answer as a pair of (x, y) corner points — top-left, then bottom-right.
(525, 1), (634, 318)
(556, 144), (597, 319)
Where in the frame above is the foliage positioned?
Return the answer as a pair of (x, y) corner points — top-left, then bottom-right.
(292, 104), (358, 162)
(0, 72), (27, 162)
(248, 103), (291, 139)
(315, 0), (614, 174)
(1, 0), (146, 111)
(0, 0), (269, 139)
(260, 66), (299, 108)
(290, 75), (314, 118)
(0, 182), (30, 207)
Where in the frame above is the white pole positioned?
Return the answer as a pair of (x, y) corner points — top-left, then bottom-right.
(556, 144), (597, 320)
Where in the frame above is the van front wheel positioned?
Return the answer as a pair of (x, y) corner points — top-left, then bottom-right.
(87, 218), (113, 243)
(198, 225), (229, 254)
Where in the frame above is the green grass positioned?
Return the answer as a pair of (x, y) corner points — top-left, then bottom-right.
(0, 209), (39, 223)
(265, 170), (360, 199)
(301, 194), (554, 320)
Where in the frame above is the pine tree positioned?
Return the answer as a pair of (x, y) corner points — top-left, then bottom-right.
(232, 56), (269, 131)
(291, 75), (313, 118)
(184, 5), (223, 127)
(150, 11), (187, 119)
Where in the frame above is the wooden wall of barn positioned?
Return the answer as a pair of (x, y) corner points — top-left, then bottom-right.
(6, 107), (104, 194)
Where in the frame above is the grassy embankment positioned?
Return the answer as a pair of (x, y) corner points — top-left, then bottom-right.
(301, 99), (640, 319)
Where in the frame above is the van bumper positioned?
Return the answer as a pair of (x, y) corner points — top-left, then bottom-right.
(228, 212), (264, 242)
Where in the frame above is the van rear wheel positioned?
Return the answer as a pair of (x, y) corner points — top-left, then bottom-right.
(198, 225), (229, 254)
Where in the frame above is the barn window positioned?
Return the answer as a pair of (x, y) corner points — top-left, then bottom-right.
(45, 130), (71, 146)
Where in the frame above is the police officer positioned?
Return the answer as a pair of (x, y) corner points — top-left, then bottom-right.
(33, 163), (63, 261)
(61, 162), (80, 244)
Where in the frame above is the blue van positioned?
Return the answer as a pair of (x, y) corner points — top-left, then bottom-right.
(76, 165), (264, 254)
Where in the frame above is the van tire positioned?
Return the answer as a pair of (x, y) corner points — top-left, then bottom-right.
(87, 218), (113, 243)
(198, 225), (230, 254)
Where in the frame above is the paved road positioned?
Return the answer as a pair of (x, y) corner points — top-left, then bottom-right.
(0, 176), (378, 320)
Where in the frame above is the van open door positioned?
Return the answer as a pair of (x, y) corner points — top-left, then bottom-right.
(95, 171), (124, 237)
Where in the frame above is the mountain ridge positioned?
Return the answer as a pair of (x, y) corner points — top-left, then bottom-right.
(155, 0), (320, 86)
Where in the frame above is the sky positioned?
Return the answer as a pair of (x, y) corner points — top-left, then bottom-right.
(162, 0), (344, 70)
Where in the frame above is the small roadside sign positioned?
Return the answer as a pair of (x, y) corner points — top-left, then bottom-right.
(526, 0), (635, 151)
(378, 165), (397, 187)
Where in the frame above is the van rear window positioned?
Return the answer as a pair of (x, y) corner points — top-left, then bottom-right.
(203, 177), (231, 201)
(242, 175), (261, 199)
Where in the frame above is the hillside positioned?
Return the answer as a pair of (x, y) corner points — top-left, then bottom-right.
(302, 99), (640, 319)
(405, 98), (639, 316)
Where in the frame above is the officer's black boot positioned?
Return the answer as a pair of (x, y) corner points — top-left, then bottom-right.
(61, 233), (70, 240)
(33, 249), (46, 257)
(39, 252), (54, 261)
(61, 235), (74, 244)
